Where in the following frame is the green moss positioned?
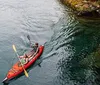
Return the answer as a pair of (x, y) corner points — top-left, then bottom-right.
(61, 0), (100, 13)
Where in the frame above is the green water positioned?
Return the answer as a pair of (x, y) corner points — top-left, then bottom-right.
(0, 0), (100, 85)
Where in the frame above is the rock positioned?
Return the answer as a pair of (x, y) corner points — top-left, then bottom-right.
(60, 0), (100, 17)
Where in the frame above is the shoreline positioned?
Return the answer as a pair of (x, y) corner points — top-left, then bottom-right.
(60, 0), (100, 17)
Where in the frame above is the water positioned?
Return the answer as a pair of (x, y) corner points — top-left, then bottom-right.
(0, 0), (100, 85)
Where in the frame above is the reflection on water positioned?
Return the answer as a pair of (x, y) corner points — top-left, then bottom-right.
(55, 17), (100, 85)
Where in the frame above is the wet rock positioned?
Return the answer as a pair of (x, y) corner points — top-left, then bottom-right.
(60, 0), (100, 17)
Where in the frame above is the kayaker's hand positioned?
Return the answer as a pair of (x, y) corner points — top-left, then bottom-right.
(19, 56), (24, 59)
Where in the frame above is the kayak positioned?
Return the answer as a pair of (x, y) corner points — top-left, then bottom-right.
(2, 45), (44, 83)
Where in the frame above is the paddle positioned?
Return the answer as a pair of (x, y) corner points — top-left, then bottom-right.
(12, 45), (29, 77)
(27, 35), (30, 41)
(27, 35), (31, 47)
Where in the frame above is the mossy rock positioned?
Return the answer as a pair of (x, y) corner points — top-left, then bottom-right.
(80, 49), (100, 68)
(60, 0), (100, 17)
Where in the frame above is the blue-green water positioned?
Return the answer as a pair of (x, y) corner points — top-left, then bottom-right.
(0, 0), (100, 85)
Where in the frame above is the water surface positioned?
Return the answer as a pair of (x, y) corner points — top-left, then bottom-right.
(0, 0), (100, 85)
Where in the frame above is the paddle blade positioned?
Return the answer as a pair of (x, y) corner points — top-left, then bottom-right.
(12, 45), (17, 52)
(27, 35), (30, 41)
(24, 69), (29, 77)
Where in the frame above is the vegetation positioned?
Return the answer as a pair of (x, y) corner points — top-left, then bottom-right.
(61, 0), (100, 17)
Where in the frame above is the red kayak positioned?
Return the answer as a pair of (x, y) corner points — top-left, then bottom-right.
(3, 45), (44, 83)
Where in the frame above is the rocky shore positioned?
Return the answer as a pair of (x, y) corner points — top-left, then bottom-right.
(60, 0), (100, 17)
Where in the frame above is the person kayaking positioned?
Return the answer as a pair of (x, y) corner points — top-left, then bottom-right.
(31, 43), (39, 53)
(18, 54), (29, 66)
(18, 43), (39, 66)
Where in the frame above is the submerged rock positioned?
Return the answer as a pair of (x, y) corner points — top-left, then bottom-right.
(80, 46), (100, 68)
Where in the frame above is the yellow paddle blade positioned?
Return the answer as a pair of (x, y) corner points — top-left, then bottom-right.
(12, 45), (17, 52)
(24, 69), (29, 77)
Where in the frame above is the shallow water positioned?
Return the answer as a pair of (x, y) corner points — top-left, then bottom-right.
(1, 0), (100, 85)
